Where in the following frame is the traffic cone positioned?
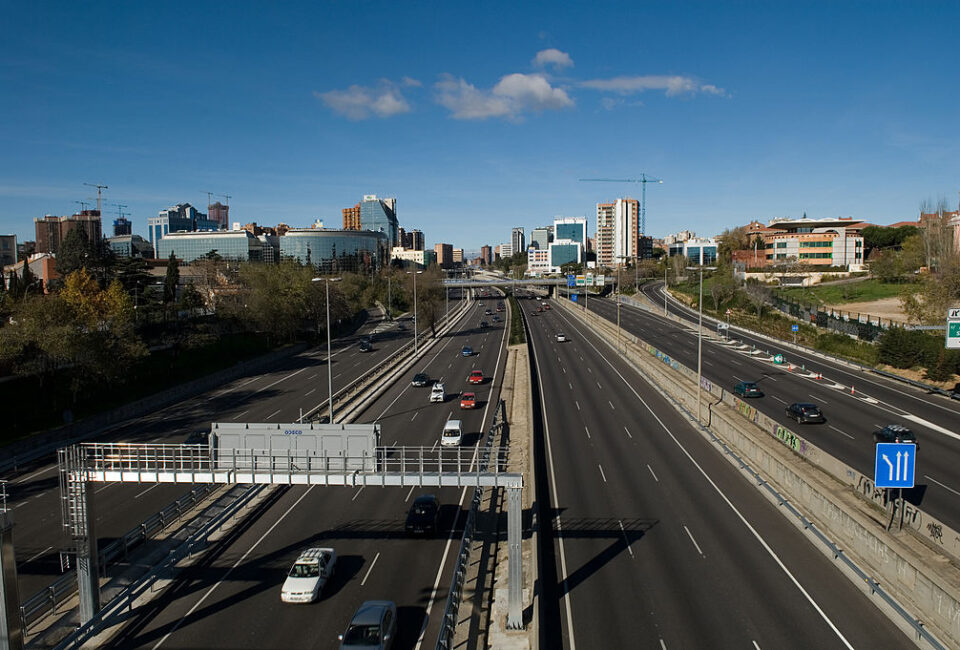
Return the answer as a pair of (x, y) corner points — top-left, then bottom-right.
(850, 385), (855, 395)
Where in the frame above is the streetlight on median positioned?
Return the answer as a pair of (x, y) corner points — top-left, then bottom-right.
(312, 276), (342, 424)
(406, 269), (423, 353)
(688, 264), (717, 426)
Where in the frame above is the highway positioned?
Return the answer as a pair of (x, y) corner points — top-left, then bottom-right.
(5, 299), (463, 601)
(97, 293), (509, 649)
(524, 296), (909, 648)
(575, 285), (960, 532)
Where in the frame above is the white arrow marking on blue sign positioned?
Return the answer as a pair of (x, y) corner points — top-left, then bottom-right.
(882, 454), (894, 480)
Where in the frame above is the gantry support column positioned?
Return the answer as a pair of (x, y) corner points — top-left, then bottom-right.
(0, 510), (23, 650)
(74, 482), (100, 624)
(506, 485), (523, 629)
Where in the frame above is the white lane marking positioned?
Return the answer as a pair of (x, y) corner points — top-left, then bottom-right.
(575, 401), (581, 411)
(360, 552), (380, 586)
(405, 486), (416, 502)
(597, 381), (602, 390)
(660, 640), (667, 650)
(902, 414), (960, 442)
(608, 400), (615, 410)
(569, 382), (573, 390)
(333, 373), (342, 379)
(587, 367), (593, 374)
(810, 395), (827, 404)
(770, 396), (786, 405)
(766, 376), (778, 382)
(13, 465), (58, 485)
(94, 482), (117, 494)
(151, 486), (315, 650)
(704, 359), (714, 366)
(411, 412), (418, 421)
(753, 642), (761, 650)
(647, 465), (659, 482)
(624, 426), (632, 439)
(618, 520), (634, 558)
(231, 410), (248, 420)
(134, 484), (162, 499)
(684, 525), (704, 557)
(598, 464), (607, 483)
(730, 359), (742, 366)
(308, 373), (317, 379)
(555, 306), (857, 650)
(351, 487), (364, 501)
(266, 409), (282, 420)
(253, 367), (307, 395)
(584, 426), (591, 439)
(23, 545), (52, 565)
(828, 425), (855, 440)
(304, 388), (316, 397)
(924, 475), (960, 497)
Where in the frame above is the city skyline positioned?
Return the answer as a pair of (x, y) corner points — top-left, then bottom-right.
(2, 2), (959, 250)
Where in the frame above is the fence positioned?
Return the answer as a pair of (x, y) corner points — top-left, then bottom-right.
(769, 293), (899, 341)
(436, 399), (507, 650)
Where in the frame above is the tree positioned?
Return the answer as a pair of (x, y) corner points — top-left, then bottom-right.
(709, 272), (737, 310)
(868, 249), (903, 283)
(717, 226), (750, 264)
(57, 227), (115, 283)
(742, 280), (772, 317)
(177, 281), (205, 316)
(163, 252), (180, 306)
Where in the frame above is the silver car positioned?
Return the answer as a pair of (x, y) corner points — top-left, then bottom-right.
(339, 600), (397, 650)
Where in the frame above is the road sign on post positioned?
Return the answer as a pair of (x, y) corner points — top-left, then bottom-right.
(874, 443), (916, 488)
(947, 308), (960, 349)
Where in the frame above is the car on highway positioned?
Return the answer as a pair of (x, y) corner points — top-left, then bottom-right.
(785, 402), (825, 424)
(280, 547), (337, 603)
(733, 381), (763, 398)
(556, 332), (566, 342)
(405, 494), (440, 536)
(430, 383), (445, 403)
(492, 314), (501, 322)
(411, 372), (430, 387)
(460, 392), (477, 409)
(461, 346), (474, 357)
(485, 308), (493, 315)
(468, 370), (484, 384)
(480, 320), (488, 328)
(359, 340), (373, 353)
(338, 600), (397, 650)
(873, 424), (918, 446)
(441, 419), (463, 447)
(543, 303), (551, 310)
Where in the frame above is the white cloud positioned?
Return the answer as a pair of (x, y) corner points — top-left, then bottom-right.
(316, 80), (412, 120)
(435, 72), (573, 120)
(532, 48), (573, 69)
(581, 75), (725, 97)
(401, 76), (422, 87)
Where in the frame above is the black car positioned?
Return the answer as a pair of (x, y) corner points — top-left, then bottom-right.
(411, 373), (430, 387)
(480, 320), (488, 328)
(733, 381), (763, 398)
(359, 340), (373, 353)
(873, 424), (917, 446)
(785, 402), (825, 424)
(405, 494), (440, 535)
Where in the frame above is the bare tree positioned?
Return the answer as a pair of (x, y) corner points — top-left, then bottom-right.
(742, 280), (772, 318)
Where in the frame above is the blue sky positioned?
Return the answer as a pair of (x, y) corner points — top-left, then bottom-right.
(2, 1), (959, 252)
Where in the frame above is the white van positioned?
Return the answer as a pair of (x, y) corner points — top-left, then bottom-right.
(441, 419), (463, 447)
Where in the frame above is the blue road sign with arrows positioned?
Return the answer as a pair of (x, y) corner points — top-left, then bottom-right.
(874, 443), (916, 488)
(567, 274), (576, 287)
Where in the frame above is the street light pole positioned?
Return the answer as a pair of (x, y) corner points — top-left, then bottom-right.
(387, 273), (391, 321)
(664, 264), (668, 316)
(406, 270), (423, 354)
(696, 266), (704, 425)
(312, 276), (341, 424)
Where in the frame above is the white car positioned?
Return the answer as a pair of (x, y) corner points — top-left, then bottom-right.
(441, 419), (463, 447)
(430, 383), (445, 403)
(281, 547), (337, 603)
(556, 332), (567, 342)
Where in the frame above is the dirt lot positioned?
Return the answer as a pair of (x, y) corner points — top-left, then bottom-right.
(824, 296), (911, 323)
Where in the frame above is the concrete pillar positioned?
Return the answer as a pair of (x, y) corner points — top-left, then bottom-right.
(506, 485), (523, 629)
(0, 511), (23, 650)
(76, 482), (100, 624)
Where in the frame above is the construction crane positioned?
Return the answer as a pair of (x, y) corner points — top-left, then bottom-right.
(74, 200), (90, 212)
(203, 191), (214, 209)
(111, 203), (128, 220)
(579, 173), (663, 236)
(83, 182), (109, 215)
(223, 193), (231, 206)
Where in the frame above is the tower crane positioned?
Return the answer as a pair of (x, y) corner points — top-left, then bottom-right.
(579, 173), (663, 236)
(83, 182), (108, 215)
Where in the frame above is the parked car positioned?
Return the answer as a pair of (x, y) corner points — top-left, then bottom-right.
(556, 332), (567, 342)
(430, 383), (445, 403)
(460, 392), (477, 409)
(411, 372), (430, 387)
(733, 381), (763, 398)
(461, 346), (474, 357)
(468, 370), (484, 385)
(785, 402), (825, 424)
(873, 424), (918, 446)
(338, 600), (397, 650)
(281, 548), (337, 603)
(441, 419), (463, 447)
(405, 494), (439, 535)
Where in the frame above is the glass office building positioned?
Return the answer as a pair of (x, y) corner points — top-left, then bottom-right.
(668, 238), (718, 266)
(359, 196), (398, 245)
(157, 230), (266, 263)
(554, 217), (587, 245)
(280, 229), (388, 273)
(549, 242), (582, 267)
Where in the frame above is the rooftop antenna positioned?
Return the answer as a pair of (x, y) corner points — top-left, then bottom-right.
(83, 182), (108, 215)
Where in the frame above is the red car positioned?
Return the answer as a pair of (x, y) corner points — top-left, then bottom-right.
(543, 304), (551, 310)
(460, 392), (477, 409)
(468, 370), (484, 385)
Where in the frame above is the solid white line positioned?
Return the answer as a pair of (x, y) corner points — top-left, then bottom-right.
(13, 465), (57, 485)
(684, 525), (704, 557)
(902, 414), (960, 441)
(555, 306), (857, 649)
(266, 408), (282, 420)
(647, 464), (659, 482)
(923, 475), (960, 497)
(23, 545), (52, 565)
(598, 464), (607, 483)
(151, 486), (315, 650)
(360, 551), (380, 586)
(134, 484), (161, 499)
(828, 425), (855, 440)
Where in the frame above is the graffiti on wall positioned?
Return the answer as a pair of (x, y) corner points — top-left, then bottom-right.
(734, 397), (760, 423)
(772, 424), (809, 455)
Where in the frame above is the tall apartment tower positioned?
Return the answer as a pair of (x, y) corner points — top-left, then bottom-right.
(342, 202), (361, 230)
(208, 202), (230, 229)
(480, 245), (492, 265)
(511, 227), (525, 254)
(596, 199), (640, 267)
(434, 243), (454, 269)
(409, 229), (424, 250)
(34, 210), (103, 254)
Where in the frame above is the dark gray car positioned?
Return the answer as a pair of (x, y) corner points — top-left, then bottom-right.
(339, 600), (397, 650)
(785, 402), (825, 424)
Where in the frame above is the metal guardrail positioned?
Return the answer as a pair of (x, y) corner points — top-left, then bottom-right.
(0, 480), (6, 513)
(436, 399), (506, 650)
(20, 483), (218, 632)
